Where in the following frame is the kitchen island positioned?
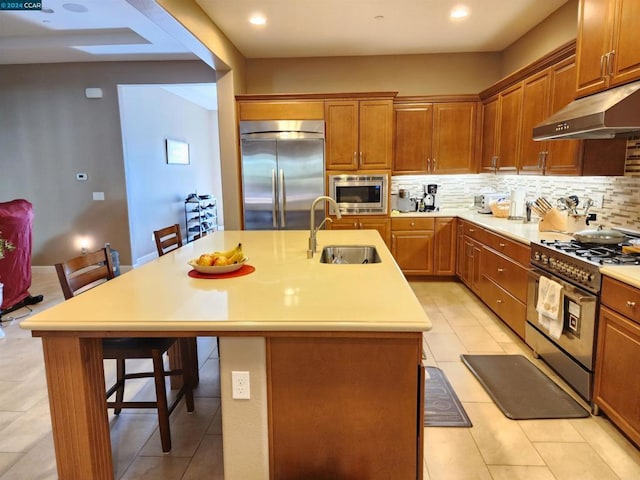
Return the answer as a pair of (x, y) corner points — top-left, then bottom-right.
(21, 229), (431, 480)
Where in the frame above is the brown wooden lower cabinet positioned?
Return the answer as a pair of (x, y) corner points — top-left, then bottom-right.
(391, 217), (456, 276)
(329, 216), (391, 248)
(267, 334), (424, 479)
(594, 305), (640, 447)
(594, 275), (640, 448)
(478, 276), (527, 338)
(456, 219), (530, 339)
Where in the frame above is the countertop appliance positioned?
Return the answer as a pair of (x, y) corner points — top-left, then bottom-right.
(240, 120), (325, 230)
(525, 228), (640, 404)
(329, 173), (388, 215)
(419, 184), (440, 212)
(474, 193), (508, 214)
(395, 189), (415, 213)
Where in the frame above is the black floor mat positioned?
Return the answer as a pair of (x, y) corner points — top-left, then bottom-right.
(460, 354), (590, 420)
(424, 366), (472, 427)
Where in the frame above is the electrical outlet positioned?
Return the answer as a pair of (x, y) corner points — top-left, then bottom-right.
(592, 193), (604, 208)
(232, 371), (250, 400)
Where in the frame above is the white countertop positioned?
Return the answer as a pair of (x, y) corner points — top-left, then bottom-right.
(599, 266), (640, 289)
(21, 230), (431, 333)
(392, 208), (574, 244)
(394, 208), (640, 290)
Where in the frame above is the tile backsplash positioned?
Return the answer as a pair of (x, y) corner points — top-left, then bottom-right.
(392, 173), (640, 231)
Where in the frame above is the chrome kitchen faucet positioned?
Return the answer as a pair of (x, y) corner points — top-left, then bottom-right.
(308, 196), (341, 258)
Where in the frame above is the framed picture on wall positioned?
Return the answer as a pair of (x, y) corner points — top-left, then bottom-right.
(165, 139), (190, 165)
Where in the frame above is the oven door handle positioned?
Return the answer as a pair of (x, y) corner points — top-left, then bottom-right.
(528, 268), (597, 305)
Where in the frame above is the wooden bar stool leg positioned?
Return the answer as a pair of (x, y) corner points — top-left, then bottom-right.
(152, 351), (172, 453)
(114, 358), (125, 415)
(179, 339), (195, 412)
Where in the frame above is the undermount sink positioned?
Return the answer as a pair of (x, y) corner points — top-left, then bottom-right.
(319, 245), (381, 264)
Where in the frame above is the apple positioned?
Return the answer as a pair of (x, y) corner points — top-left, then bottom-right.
(213, 255), (229, 266)
(197, 254), (215, 266)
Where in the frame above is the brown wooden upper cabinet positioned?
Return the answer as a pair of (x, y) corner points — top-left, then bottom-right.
(481, 84), (522, 173)
(575, 0), (640, 98)
(325, 99), (393, 170)
(237, 100), (325, 121)
(393, 102), (477, 174)
(519, 56), (626, 176)
(519, 58), (586, 176)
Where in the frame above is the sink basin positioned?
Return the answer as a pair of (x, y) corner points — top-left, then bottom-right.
(319, 245), (381, 264)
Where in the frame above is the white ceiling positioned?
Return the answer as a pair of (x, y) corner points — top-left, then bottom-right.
(0, 0), (197, 64)
(196, 0), (569, 58)
(0, 0), (569, 110)
(0, 0), (569, 65)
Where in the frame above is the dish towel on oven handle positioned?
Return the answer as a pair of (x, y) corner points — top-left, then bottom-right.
(536, 275), (563, 340)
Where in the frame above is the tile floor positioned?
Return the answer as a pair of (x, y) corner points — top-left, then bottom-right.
(0, 270), (639, 479)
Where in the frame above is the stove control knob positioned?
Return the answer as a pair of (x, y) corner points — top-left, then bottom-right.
(541, 254), (548, 265)
(533, 252), (541, 261)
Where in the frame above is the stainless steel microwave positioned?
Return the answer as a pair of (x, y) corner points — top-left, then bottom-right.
(328, 174), (389, 215)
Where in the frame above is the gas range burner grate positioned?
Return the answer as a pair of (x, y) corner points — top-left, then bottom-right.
(600, 255), (640, 265)
(576, 246), (620, 258)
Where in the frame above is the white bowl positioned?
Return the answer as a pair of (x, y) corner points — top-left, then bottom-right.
(188, 257), (248, 274)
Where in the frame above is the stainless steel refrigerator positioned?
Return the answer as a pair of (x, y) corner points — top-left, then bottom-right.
(240, 120), (325, 230)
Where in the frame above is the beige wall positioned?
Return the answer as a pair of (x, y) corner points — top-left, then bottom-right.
(500, 0), (579, 77)
(247, 52), (501, 96)
(0, 61), (215, 266)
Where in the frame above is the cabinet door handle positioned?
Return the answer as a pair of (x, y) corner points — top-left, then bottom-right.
(410, 222), (415, 227)
(497, 268), (505, 273)
(626, 300), (636, 308)
(359, 151), (363, 167)
(468, 228), (475, 233)
(600, 54), (607, 79)
(432, 158), (437, 172)
(496, 299), (503, 304)
(499, 243), (506, 248)
(542, 151), (548, 170)
(607, 50), (615, 77)
(353, 152), (357, 165)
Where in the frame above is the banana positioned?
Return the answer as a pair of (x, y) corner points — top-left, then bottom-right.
(213, 242), (242, 258)
(228, 250), (245, 264)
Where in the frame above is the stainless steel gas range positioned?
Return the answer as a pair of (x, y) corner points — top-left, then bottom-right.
(525, 230), (640, 404)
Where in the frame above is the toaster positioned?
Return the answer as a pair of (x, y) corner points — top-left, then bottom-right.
(474, 193), (508, 214)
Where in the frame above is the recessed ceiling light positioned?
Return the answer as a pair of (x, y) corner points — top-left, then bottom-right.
(62, 3), (89, 13)
(450, 5), (470, 20)
(249, 15), (267, 26)
(374, 15), (384, 21)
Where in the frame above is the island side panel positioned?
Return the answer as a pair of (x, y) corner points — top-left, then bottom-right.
(41, 336), (114, 480)
(267, 333), (424, 480)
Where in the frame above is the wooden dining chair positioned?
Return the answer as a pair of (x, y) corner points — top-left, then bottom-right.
(54, 246), (194, 452)
(153, 224), (201, 386)
(154, 224), (182, 256)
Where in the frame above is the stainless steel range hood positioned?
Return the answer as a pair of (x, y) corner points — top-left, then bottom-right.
(533, 80), (640, 140)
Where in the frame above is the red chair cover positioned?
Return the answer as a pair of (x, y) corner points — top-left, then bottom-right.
(0, 199), (34, 310)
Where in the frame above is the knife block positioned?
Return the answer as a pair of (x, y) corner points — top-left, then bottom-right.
(538, 209), (587, 233)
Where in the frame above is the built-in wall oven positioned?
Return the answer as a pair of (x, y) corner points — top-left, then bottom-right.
(526, 234), (640, 404)
(328, 174), (389, 215)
